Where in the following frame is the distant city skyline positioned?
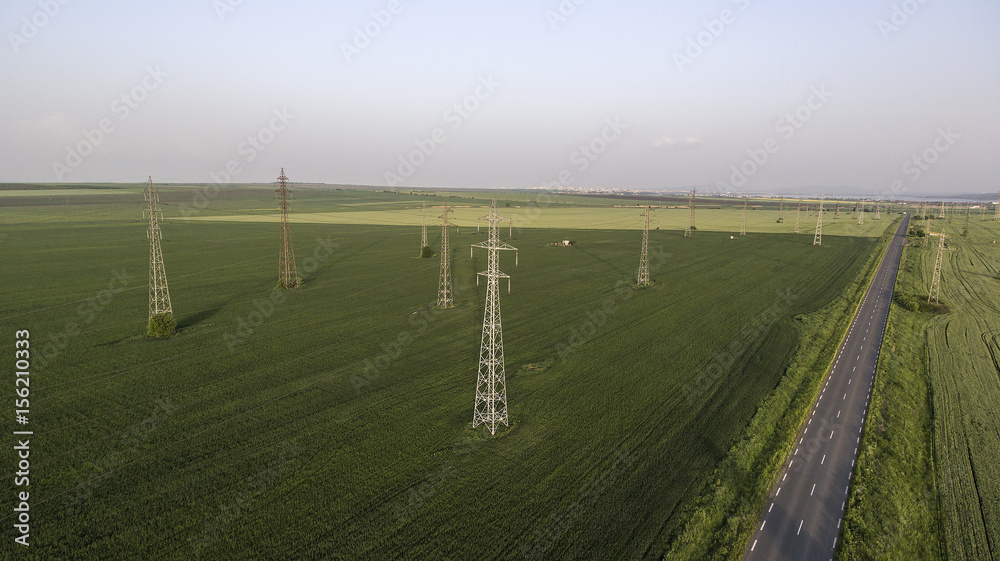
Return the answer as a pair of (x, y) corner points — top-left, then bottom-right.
(2, 1), (998, 196)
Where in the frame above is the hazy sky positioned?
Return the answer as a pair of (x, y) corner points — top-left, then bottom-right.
(2, 0), (998, 195)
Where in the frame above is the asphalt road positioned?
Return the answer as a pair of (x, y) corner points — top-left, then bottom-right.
(743, 215), (910, 561)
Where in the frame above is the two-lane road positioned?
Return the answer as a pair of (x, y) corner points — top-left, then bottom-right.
(743, 215), (910, 561)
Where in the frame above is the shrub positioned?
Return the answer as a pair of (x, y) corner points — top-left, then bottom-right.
(421, 246), (434, 258)
(275, 277), (301, 289)
(893, 292), (920, 312)
(147, 313), (176, 337)
(893, 292), (948, 314)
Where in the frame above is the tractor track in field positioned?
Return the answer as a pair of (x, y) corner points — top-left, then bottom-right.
(981, 332), (1000, 384)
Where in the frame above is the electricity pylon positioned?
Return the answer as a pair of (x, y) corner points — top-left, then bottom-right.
(437, 206), (457, 308)
(814, 197), (824, 246)
(276, 168), (299, 289)
(471, 199), (518, 435)
(875, 204), (881, 220)
(419, 202), (429, 256)
(964, 204), (971, 231)
(685, 188), (696, 237)
(778, 195), (784, 222)
(858, 200), (865, 226)
(994, 189), (999, 220)
(982, 204), (987, 221)
(144, 177), (173, 320)
(835, 202), (840, 220)
(740, 198), (748, 236)
(638, 205), (653, 286)
(794, 202), (801, 233)
(928, 231), (945, 304)
(939, 200), (945, 219)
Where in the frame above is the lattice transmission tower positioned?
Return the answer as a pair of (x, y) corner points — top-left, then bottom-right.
(145, 177), (173, 320)
(276, 168), (299, 289)
(471, 199), (518, 435)
(964, 204), (971, 231)
(814, 197), (824, 246)
(794, 202), (801, 233)
(994, 189), (1000, 220)
(835, 202), (840, 220)
(928, 231), (946, 304)
(875, 204), (881, 220)
(939, 201), (945, 219)
(778, 195), (784, 222)
(436, 206), (457, 308)
(685, 188), (696, 237)
(858, 200), (865, 226)
(740, 198), (748, 236)
(637, 205), (653, 286)
(419, 202), (429, 256)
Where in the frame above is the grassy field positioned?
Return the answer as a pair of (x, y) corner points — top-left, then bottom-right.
(841, 215), (1000, 560)
(180, 194), (892, 237)
(0, 187), (891, 559)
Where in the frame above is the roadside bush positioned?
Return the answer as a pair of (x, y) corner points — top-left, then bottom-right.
(894, 293), (921, 312)
(421, 246), (434, 258)
(894, 292), (948, 314)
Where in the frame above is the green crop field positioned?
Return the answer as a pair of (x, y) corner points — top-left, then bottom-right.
(924, 218), (1000, 560)
(0, 186), (892, 559)
(842, 214), (1000, 561)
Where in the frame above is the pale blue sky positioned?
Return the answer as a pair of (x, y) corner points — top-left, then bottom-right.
(1, 0), (997, 195)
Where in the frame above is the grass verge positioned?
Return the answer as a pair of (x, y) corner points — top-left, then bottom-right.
(837, 236), (943, 560)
